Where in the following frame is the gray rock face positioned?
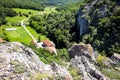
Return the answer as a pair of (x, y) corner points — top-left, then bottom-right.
(0, 42), (72, 80)
(51, 63), (73, 80)
(68, 43), (107, 80)
(111, 53), (120, 64)
(76, 0), (111, 36)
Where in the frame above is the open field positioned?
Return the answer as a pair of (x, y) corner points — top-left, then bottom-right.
(6, 8), (39, 24)
(4, 26), (38, 44)
(44, 7), (57, 14)
(1, 26), (47, 44)
(6, 7), (57, 24)
(6, 16), (26, 24)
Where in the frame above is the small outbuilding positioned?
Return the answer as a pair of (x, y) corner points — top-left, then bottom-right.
(31, 40), (57, 55)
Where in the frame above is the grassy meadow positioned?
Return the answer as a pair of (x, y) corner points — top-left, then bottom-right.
(6, 7), (57, 24)
(0, 7), (56, 44)
(6, 8), (39, 25)
(0, 25), (47, 44)
(4, 26), (39, 44)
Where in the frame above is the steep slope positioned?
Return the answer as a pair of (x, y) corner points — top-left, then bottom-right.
(75, 0), (120, 56)
(0, 42), (72, 80)
(76, 0), (113, 36)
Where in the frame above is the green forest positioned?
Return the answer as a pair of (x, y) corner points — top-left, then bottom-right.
(0, 0), (44, 10)
(0, 7), (17, 25)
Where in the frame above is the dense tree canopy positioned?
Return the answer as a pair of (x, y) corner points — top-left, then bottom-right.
(0, 7), (17, 25)
(29, 3), (82, 48)
(0, 0), (44, 10)
(29, 12), (75, 48)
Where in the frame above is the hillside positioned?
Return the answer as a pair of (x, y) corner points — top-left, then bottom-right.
(0, 0), (44, 10)
(0, 0), (81, 10)
(0, 0), (81, 25)
(28, 1), (84, 48)
(0, 0), (120, 79)
(75, 0), (120, 56)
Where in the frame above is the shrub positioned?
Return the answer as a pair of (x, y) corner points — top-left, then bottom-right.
(68, 66), (81, 80)
(30, 45), (69, 65)
(96, 55), (107, 68)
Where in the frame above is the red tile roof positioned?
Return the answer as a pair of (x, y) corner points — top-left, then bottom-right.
(43, 40), (55, 47)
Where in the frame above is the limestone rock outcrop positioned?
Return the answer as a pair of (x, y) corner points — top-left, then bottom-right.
(76, 0), (113, 36)
(0, 42), (72, 80)
(111, 53), (120, 64)
(68, 43), (107, 80)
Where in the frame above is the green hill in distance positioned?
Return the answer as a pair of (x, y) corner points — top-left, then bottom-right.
(0, 0), (45, 10)
(0, 0), (81, 10)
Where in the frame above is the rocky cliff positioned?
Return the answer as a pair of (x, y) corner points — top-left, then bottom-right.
(76, 0), (114, 36)
(0, 42), (72, 80)
(75, 0), (120, 56)
(68, 43), (108, 80)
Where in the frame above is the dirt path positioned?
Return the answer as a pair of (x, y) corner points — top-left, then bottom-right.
(21, 19), (37, 42)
